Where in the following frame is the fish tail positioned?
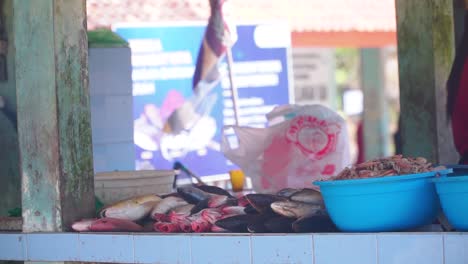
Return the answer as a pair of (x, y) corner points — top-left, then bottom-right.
(211, 225), (228, 232)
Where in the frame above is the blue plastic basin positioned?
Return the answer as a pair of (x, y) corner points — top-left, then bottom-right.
(433, 166), (468, 231)
(314, 171), (447, 232)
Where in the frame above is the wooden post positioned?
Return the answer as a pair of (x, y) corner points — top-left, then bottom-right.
(395, 0), (458, 164)
(361, 48), (390, 160)
(0, 0), (20, 216)
(13, 0), (94, 232)
(453, 0), (467, 46)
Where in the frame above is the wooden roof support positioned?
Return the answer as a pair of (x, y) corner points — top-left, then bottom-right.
(13, 0), (95, 232)
(361, 48), (390, 160)
(395, 0), (458, 164)
(0, 0), (21, 217)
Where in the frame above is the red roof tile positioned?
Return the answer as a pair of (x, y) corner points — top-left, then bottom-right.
(86, 0), (396, 32)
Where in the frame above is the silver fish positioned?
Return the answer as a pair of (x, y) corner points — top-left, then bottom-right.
(151, 196), (189, 218)
(289, 188), (323, 205)
(172, 204), (195, 214)
(100, 194), (161, 221)
(270, 200), (323, 218)
(276, 188), (300, 198)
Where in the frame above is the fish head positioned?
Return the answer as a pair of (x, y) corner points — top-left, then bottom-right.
(177, 186), (211, 203)
(71, 218), (97, 232)
(270, 201), (302, 218)
(277, 188), (300, 198)
(100, 200), (150, 221)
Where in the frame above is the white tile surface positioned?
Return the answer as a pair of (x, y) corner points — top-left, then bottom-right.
(251, 235), (313, 264)
(191, 235), (251, 264)
(314, 234), (377, 264)
(78, 233), (134, 263)
(1, 232), (465, 263)
(444, 233), (468, 264)
(0, 233), (25, 261)
(27, 233), (79, 261)
(378, 234), (443, 264)
(134, 234), (191, 264)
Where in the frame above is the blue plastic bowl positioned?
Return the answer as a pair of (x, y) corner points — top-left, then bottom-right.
(314, 171), (447, 232)
(433, 166), (468, 231)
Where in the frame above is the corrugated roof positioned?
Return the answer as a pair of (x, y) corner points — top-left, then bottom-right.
(86, 0), (396, 32)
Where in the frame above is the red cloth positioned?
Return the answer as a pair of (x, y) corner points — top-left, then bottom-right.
(452, 59), (468, 164)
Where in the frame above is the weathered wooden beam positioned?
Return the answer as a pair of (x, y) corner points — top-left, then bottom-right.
(0, 0), (20, 217)
(396, 0), (458, 164)
(360, 48), (390, 160)
(13, 0), (94, 232)
(453, 0), (466, 45)
(0, 217), (22, 231)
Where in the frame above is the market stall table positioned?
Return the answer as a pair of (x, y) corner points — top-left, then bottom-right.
(1, 232), (467, 263)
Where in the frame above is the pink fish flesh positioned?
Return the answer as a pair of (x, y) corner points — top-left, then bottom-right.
(178, 219), (193, 233)
(154, 222), (181, 233)
(153, 213), (170, 222)
(168, 211), (190, 224)
(88, 217), (143, 232)
(201, 208), (223, 224)
(237, 196), (250, 207)
(191, 219), (212, 233)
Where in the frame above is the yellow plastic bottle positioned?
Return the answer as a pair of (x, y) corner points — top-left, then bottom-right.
(229, 169), (245, 192)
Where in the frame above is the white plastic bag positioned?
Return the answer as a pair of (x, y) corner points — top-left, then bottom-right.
(222, 104), (351, 193)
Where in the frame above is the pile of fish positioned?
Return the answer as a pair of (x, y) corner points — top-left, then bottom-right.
(72, 185), (337, 233)
(332, 155), (442, 180)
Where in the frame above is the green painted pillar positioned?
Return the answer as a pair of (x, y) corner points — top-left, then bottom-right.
(395, 0), (458, 164)
(361, 48), (390, 160)
(13, 0), (95, 232)
(0, 0), (20, 216)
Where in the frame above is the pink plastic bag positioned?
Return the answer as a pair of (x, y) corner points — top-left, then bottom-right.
(222, 104), (350, 192)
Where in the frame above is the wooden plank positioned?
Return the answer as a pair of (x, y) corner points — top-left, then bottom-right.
(0, 0), (20, 217)
(13, 0), (94, 232)
(395, 0), (458, 164)
(361, 48), (390, 160)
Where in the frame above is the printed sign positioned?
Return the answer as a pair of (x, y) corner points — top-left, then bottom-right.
(114, 22), (293, 178)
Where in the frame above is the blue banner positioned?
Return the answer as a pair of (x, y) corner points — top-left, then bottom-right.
(114, 22), (292, 178)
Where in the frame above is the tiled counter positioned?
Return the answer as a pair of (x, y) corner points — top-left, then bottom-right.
(0, 232), (467, 264)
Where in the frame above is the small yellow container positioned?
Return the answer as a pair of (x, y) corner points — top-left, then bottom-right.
(229, 169), (245, 192)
